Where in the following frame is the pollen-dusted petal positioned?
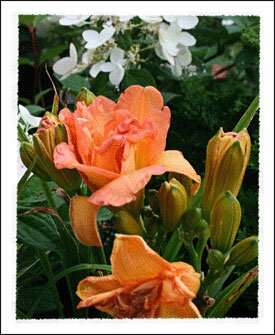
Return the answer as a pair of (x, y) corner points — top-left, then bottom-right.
(88, 165), (166, 207)
(69, 195), (102, 246)
(111, 235), (171, 285)
(154, 150), (201, 184)
(158, 301), (202, 318)
(77, 275), (121, 300)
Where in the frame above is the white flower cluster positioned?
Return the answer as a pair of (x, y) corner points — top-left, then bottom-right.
(53, 15), (199, 87)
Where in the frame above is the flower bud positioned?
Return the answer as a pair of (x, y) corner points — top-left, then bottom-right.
(168, 172), (200, 197)
(182, 208), (203, 234)
(114, 210), (144, 236)
(147, 189), (160, 215)
(227, 236), (258, 267)
(206, 249), (225, 270)
(19, 141), (51, 181)
(75, 87), (96, 106)
(210, 191), (241, 253)
(32, 113), (82, 190)
(159, 178), (188, 232)
(201, 128), (251, 221)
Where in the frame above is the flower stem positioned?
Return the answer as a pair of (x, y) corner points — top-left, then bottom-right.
(36, 248), (64, 318)
(162, 230), (183, 261)
(185, 242), (200, 273)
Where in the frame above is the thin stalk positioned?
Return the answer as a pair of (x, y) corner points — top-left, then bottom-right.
(185, 242), (200, 273)
(36, 248), (64, 318)
(91, 246), (107, 266)
(162, 230), (183, 262)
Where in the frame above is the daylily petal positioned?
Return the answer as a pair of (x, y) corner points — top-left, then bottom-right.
(77, 275), (121, 300)
(111, 235), (171, 285)
(159, 301), (201, 318)
(172, 262), (201, 294)
(176, 16), (199, 30)
(154, 150), (201, 184)
(69, 195), (102, 246)
(89, 164), (166, 207)
(54, 142), (119, 190)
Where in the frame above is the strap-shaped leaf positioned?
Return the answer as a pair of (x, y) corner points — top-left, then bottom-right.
(207, 266), (258, 318)
(233, 95), (259, 132)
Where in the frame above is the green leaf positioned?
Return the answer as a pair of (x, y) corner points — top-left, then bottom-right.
(17, 156), (38, 196)
(116, 31), (133, 50)
(58, 74), (90, 94)
(17, 213), (62, 251)
(207, 267), (258, 318)
(233, 95), (259, 132)
(34, 88), (53, 104)
(162, 92), (180, 105)
(39, 45), (68, 64)
(206, 55), (234, 66)
(27, 263), (111, 317)
(19, 15), (48, 27)
(122, 69), (156, 88)
(97, 206), (113, 221)
(25, 104), (45, 116)
(19, 57), (34, 66)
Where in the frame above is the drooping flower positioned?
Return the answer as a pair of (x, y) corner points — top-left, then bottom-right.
(100, 48), (127, 87)
(52, 43), (78, 80)
(59, 15), (90, 26)
(77, 234), (201, 318)
(82, 26), (115, 50)
(54, 85), (200, 245)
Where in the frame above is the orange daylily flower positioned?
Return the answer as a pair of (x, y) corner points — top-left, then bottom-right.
(54, 85), (200, 246)
(77, 234), (201, 318)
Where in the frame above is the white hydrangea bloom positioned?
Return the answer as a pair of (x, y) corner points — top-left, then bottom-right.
(52, 43), (78, 80)
(163, 16), (199, 29)
(18, 105), (42, 131)
(221, 18), (234, 26)
(139, 16), (163, 23)
(170, 46), (192, 77)
(82, 26), (115, 50)
(119, 15), (134, 22)
(100, 48), (127, 87)
(59, 15), (90, 26)
(89, 60), (106, 78)
(157, 22), (196, 66)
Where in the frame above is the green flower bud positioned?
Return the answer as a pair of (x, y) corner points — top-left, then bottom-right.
(32, 112), (81, 190)
(114, 210), (144, 236)
(19, 142), (51, 181)
(206, 249), (225, 270)
(201, 128), (251, 221)
(182, 208), (203, 234)
(227, 236), (258, 267)
(159, 178), (188, 232)
(210, 191), (241, 253)
(147, 189), (160, 215)
(75, 87), (96, 106)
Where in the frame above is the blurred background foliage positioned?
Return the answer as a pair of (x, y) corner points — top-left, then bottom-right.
(18, 15), (259, 318)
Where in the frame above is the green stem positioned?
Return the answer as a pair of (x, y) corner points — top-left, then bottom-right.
(195, 232), (210, 274)
(91, 246), (107, 265)
(40, 179), (76, 316)
(233, 95), (259, 132)
(185, 242), (200, 273)
(199, 268), (219, 296)
(162, 230), (183, 261)
(36, 248), (64, 318)
(154, 229), (166, 254)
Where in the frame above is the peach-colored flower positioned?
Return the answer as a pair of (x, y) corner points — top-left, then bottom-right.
(77, 234), (201, 318)
(54, 85), (200, 246)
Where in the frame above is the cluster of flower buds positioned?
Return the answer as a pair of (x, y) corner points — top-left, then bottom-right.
(20, 112), (81, 191)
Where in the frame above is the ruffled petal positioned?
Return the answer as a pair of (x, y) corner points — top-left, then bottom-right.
(54, 143), (119, 190)
(88, 164), (166, 207)
(172, 262), (201, 295)
(69, 196), (102, 246)
(154, 150), (201, 184)
(77, 275), (121, 300)
(111, 235), (171, 285)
